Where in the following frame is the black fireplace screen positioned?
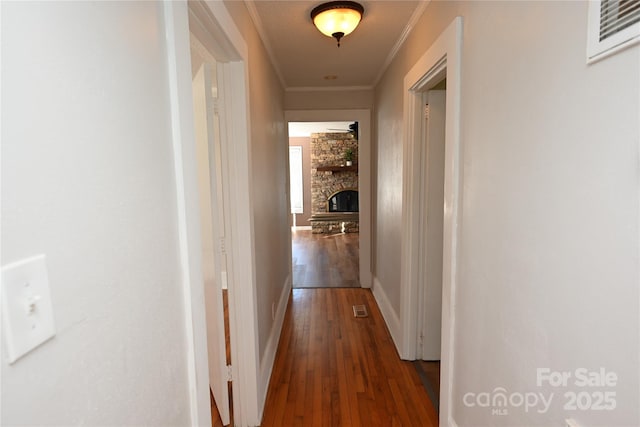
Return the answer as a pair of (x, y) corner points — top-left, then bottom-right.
(328, 190), (359, 212)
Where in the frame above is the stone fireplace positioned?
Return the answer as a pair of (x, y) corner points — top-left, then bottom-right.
(309, 132), (359, 234)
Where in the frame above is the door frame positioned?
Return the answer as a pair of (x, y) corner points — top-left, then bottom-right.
(191, 56), (232, 424)
(418, 89), (446, 361)
(284, 109), (372, 288)
(399, 16), (463, 427)
(164, 2), (260, 426)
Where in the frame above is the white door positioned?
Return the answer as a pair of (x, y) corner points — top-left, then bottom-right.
(420, 90), (446, 361)
(192, 60), (231, 424)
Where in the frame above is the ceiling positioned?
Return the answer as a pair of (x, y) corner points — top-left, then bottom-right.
(245, 1), (426, 89)
(289, 121), (353, 136)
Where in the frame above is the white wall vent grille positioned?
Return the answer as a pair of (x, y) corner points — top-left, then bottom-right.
(588, 0), (640, 62)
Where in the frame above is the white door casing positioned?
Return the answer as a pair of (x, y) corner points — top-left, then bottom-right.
(284, 109), (372, 288)
(167, 1), (260, 426)
(191, 3), (261, 425)
(163, 2), (212, 424)
(399, 16), (463, 427)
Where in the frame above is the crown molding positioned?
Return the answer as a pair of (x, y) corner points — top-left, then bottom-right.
(373, 0), (431, 86)
(244, 0), (287, 88)
(244, 0), (429, 91)
(285, 85), (373, 92)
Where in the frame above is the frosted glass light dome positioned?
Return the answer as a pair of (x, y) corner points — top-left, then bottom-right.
(311, 2), (364, 46)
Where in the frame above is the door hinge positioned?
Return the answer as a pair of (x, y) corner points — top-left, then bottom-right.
(424, 104), (430, 120)
(221, 270), (228, 290)
(219, 237), (226, 254)
(226, 365), (233, 382)
(208, 97), (220, 115)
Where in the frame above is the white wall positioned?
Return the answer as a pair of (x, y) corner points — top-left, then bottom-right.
(285, 88), (374, 110)
(1, 1), (192, 425)
(374, 1), (639, 425)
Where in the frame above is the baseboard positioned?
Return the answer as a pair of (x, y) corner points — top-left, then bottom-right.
(445, 415), (459, 427)
(371, 276), (402, 354)
(257, 274), (292, 420)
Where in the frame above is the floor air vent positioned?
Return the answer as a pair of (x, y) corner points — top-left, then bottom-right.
(353, 304), (368, 318)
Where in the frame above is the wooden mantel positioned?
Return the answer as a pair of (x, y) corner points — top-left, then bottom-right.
(316, 164), (358, 173)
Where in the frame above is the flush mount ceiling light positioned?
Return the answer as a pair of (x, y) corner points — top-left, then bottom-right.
(311, 1), (364, 47)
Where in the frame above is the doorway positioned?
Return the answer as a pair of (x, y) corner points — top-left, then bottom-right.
(179, 2), (261, 426)
(285, 110), (372, 291)
(398, 17), (463, 426)
(288, 121), (361, 288)
(415, 83), (446, 412)
(190, 35), (232, 426)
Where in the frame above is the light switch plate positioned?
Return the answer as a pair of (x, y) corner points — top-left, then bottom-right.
(2, 254), (56, 363)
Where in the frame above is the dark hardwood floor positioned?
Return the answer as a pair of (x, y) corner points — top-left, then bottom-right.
(210, 389), (226, 427)
(415, 360), (441, 412)
(292, 229), (360, 288)
(261, 288), (438, 426)
(211, 290), (232, 427)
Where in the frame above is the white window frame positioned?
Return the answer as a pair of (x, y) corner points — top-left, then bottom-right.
(587, 0), (640, 63)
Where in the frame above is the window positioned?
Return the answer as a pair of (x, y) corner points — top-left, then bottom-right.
(587, 0), (640, 62)
(289, 146), (303, 214)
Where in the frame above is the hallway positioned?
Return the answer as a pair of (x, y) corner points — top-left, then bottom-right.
(260, 288), (437, 426)
(4, 2), (638, 426)
(292, 230), (360, 288)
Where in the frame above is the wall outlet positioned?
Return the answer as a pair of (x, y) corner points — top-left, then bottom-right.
(271, 302), (276, 321)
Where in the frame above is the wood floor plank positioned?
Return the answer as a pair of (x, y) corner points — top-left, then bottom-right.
(261, 288), (438, 427)
(292, 230), (360, 288)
